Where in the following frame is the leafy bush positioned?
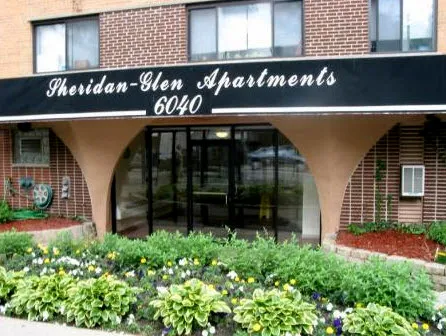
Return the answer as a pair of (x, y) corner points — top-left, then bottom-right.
(233, 288), (318, 336)
(347, 222), (393, 235)
(0, 230), (35, 256)
(150, 278), (231, 335)
(341, 259), (434, 320)
(0, 201), (13, 224)
(0, 266), (24, 303)
(343, 303), (419, 336)
(272, 244), (349, 299)
(427, 222), (446, 246)
(10, 274), (74, 321)
(64, 275), (138, 328)
(47, 231), (86, 256)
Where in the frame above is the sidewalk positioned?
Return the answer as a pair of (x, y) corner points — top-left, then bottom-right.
(0, 316), (133, 336)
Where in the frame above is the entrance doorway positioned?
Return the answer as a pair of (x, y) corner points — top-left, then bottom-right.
(114, 125), (321, 243)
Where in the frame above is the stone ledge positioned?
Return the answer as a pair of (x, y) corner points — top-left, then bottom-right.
(29, 222), (96, 244)
(322, 233), (446, 290)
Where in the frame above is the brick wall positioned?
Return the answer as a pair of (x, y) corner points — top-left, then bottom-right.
(100, 5), (187, 68)
(304, 0), (370, 56)
(0, 128), (92, 219)
(340, 123), (446, 229)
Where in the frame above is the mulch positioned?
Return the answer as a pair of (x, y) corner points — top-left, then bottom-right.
(0, 218), (81, 233)
(337, 230), (444, 262)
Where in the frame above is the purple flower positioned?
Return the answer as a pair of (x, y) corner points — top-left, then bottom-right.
(312, 292), (321, 301)
(162, 327), (171, 335)
(333, 318), (342, 328)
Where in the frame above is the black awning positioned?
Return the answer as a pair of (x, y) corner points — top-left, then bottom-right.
(0, 54), (445, 121)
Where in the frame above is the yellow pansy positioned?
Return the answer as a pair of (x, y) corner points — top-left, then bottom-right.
(52, 247), (60, 256)
(167, 261), (173, 267)
(58, 270), (66, 276)
(140, 257), (147, 264)
(274, 280), (280, 287)
(247, 277), (255, 284)
(27, 247), (33, 253)
(289, 279), (296, 285)
(193, 258), (200, 265)
(252, 323), (262, 332)
(147, 270), (156, 276)
(326, 327), (334, 334)
(412, 323), (419, 330)
(222, 289), (228, 296)
(231, 298), (238, 305)
(283, 284), (290, 291)
(422, 323), (429, 331)
(162, 274), (169, 280)
(44, 258), (50, 264)
(75, 249), (81, 255)
(355, 302), (363, 308)
(235, 276), (240, 282)
(88, 265), (95, 272)
(211, 259), (218, 266)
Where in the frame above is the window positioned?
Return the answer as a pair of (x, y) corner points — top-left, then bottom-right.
(370, 0), (435, 52)
(189, 1), (302, 61)
(401, 165), (425, 197)
(34, 17), (99, 73)
(13, 129), (50, 166)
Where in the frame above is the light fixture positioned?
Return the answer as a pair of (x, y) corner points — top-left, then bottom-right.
(215, 130), (229, 139)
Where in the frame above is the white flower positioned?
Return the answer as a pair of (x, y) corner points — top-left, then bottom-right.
(326, 303), (333, 312)
(127, 314), (135, 325)
(285, 332), (292, 336)
(37, 258), (43, 265)
(157, 286), (168, 295)
(202, 330), (209, 336)
(168, 268), (174, 275)
(60, 306), (65, 314)
(22, 267), (29, 273)
(238, 286), (244, 292)
(209, 326), (216, 334)
(345, 307), (353, 314)
(319, 317), (326, 324)
(186, 270), (191, 276)
(438, 322), (443, 330)
(227, 271), (238, 280)
(115, 316), (121, 324)
(181, 272), (186, 279)
(179, 258), (188, 266)
(95, 267), (102, 275)
(31, 252), (36, 257)
(42, 311), (49, 321)
(333, 310), (342, 319)
(0, 305), (6, 315)
(91, 260), (96, 265)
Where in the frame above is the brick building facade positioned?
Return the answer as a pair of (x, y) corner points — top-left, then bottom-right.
(0, 0), (446, 239)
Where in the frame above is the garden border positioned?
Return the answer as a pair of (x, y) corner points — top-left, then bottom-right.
(29, 221), (96, 244)
(322, 234), (446, 292)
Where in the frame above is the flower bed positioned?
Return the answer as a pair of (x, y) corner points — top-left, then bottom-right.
(0, 231), (445, 335)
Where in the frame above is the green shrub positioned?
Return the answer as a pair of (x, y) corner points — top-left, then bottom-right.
(233, 288), (318, 336)
(64, 275), (138, 328)
(427, 222), (446, 246)
(347, 222), (393, 235)
(272, 244), (349, 299)
(343, 303), (419, 336)
(150, 278), (231, 335)
(341, 259), (434, 320)
(47, 231), (85, 256)
(10, 274), (74, 321)
(396, 223), (427, 235)
(0, 201), (13, 224)
(0, 230), (34, 256)
(0, 266), (24, 303)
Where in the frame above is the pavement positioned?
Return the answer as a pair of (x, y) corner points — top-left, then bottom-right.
(0, 316), (133, 336)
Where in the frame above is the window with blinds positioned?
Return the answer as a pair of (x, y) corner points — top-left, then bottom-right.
(13, 129), (50, 166)
(401, 165), (425, 197)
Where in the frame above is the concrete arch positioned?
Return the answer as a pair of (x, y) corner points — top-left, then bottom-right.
(43, 114), (431, 239)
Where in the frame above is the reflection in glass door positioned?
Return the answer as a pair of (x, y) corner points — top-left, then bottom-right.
(191, 140), (230, 238)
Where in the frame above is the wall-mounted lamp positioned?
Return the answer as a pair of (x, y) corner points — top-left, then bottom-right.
(215, 130), (229, 139)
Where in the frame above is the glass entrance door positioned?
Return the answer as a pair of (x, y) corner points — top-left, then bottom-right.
(191, 140), (231, 238)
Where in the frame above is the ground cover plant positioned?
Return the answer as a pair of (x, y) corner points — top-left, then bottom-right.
(0, 230), (443, 335)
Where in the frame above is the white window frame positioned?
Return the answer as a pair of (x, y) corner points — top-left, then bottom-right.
(401, 165), (425, 197)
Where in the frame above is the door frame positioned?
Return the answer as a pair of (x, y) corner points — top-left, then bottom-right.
(142, 124), (279, 240)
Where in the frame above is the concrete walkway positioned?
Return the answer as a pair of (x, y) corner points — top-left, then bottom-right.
(0, 316), (133, 336)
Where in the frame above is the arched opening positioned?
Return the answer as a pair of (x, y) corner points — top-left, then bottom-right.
(113, 124), (320, 243)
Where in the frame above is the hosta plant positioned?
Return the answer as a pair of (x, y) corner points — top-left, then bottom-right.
(64, 275), (138, 328)
(150, 278), (231, 335)
(0, 266), (24, 303)
(343, 303), (420, 336)
(233, 288), (318, 336)
(9, 274), (74, 321)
